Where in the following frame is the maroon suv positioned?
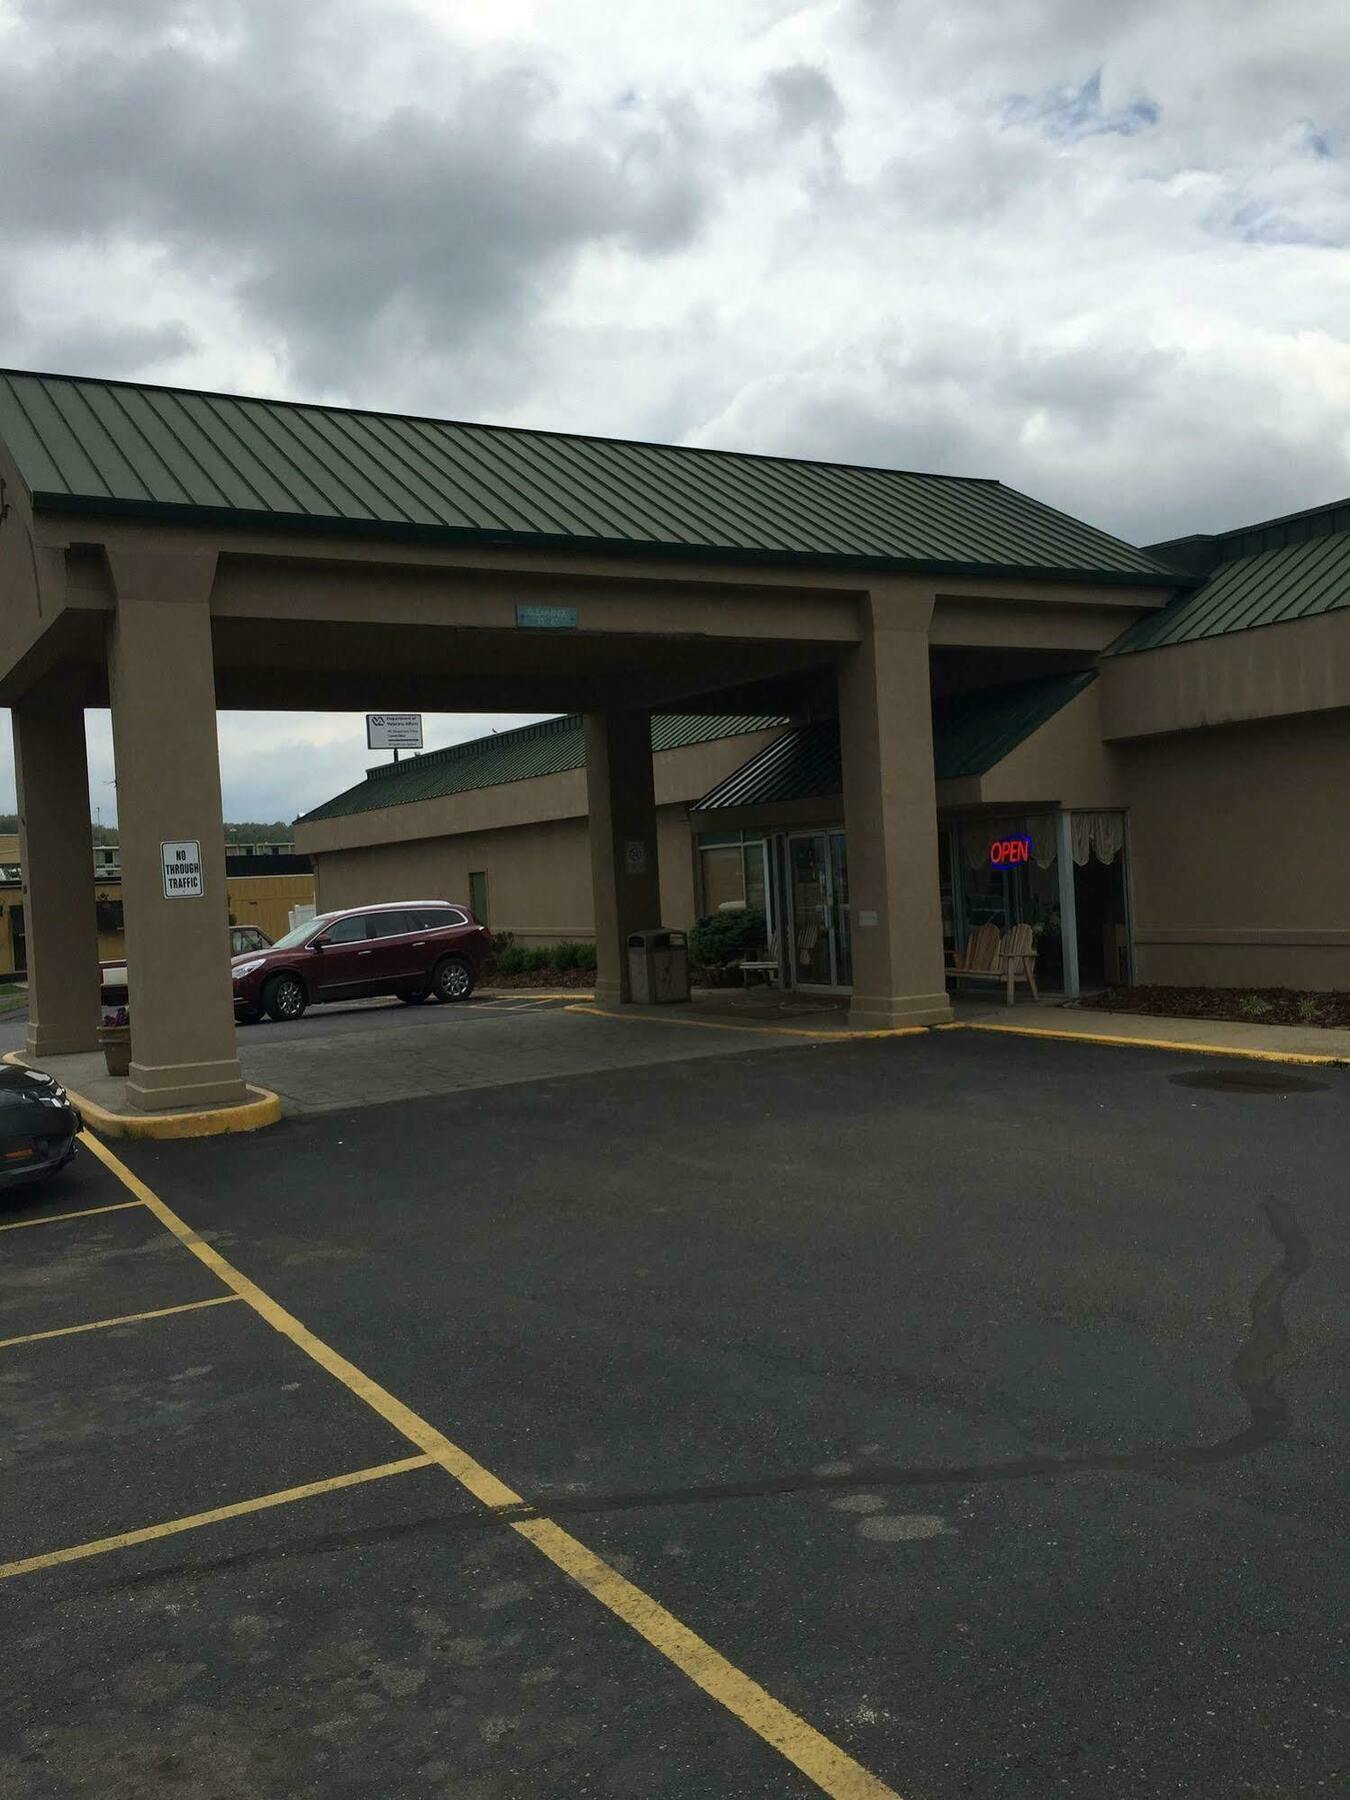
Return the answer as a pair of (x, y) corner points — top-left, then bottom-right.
(232, 901), (493, 1023)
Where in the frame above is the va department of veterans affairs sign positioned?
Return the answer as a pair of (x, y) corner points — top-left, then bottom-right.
(366, 713), (424, 750)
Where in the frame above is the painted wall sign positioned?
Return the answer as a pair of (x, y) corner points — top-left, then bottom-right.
(988, 834), (1033, 869)
(161, 839), (204, 898)
(366, 713), (423, 750)
(516, 604), (579, 630)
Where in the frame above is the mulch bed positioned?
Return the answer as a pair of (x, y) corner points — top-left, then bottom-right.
(1094, 985), (1350, 1029)
(483, 968), (595, 990)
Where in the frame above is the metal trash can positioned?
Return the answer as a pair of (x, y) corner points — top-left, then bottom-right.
(627, 929), (690, 1004)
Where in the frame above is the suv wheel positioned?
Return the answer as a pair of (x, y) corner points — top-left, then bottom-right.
(263, 973), (308, 1022)
(398, 987), (430, 1005)
(431, 956), (474, 1004)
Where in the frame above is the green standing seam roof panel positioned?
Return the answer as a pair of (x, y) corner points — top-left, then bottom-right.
(931, 669), (1097, 778)
(0, 369), (1177, 583)
(691, 671), (1097, 811)
(1107, 531), (1350, 653)
(302, 713), (785, 823)
(690, 722), (842, 812)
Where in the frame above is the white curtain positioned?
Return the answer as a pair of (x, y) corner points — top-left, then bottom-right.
(1027, 814), (1057, 869)
(1071, 812), (1125, 866)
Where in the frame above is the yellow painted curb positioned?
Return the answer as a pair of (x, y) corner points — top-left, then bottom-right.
(961, 1020), (1349, 1068)
(3, 1051), (282, 1139)
(564, 1003), (930, 1041)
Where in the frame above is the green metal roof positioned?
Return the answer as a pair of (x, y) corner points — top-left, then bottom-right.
(301, 713), (784, 823)
(1108, 530), (1350, 654)
(690, 721), (841, 812)
(0, 369), (1177, 584)
(931, 670), (1097, 777)
(693, 671), (1096, 811)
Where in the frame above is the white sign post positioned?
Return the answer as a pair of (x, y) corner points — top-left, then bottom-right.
(366, 713), (423, 751)
(161, 839), (204, 899)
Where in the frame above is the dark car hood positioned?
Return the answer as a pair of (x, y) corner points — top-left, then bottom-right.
(0, 1067), (72, 1110)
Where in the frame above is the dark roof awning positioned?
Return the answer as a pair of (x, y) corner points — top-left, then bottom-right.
(691, 671), (1097, 811)
(1108, 531), (1350, 654)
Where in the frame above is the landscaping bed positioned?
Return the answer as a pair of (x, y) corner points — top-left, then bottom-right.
(484, 967), (595, 991)
(1094, 984), (1350, 1029)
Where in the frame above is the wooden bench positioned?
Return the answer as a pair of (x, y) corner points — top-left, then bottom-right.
(948, 921), (1039, 1005)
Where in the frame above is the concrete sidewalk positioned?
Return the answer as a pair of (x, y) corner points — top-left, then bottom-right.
(951, 994), (1350, 1063)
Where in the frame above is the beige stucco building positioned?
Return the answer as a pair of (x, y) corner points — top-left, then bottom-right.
(1, 367), (1345, 1111)
(300, 502), (1350, 999)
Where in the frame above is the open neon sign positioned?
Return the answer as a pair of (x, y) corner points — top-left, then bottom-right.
(989, 834), (1032, 868)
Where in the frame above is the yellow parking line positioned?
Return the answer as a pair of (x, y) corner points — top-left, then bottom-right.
(0, 1293), (242, 1352)
(565, 1002), (925, 1042)
(78, 1131), (901, 1800)
(0, 1199), (144, 1233)
(0, 1455), (434, 1581)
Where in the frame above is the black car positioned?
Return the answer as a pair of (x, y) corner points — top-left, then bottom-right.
(0, 1067), (79, 1188)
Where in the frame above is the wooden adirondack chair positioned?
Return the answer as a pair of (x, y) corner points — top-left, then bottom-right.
(948, 920), (1039, 1005)
(739, 931), (782, 988)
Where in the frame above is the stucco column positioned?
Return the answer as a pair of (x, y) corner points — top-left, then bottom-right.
(838, 588), (953, 1030)
(106, 550), (246, 1110)
(584, 709), (662, 1004)
(13, 690), (101, 1056)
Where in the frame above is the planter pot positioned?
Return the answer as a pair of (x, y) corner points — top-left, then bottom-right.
(98, 1025), (131, 1078)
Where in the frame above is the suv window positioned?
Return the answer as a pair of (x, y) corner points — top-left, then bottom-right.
(322, 914), (370, 945)
(370, 910), (419, 938)
(417, 907), (466, 930)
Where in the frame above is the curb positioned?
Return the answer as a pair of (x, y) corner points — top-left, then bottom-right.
(3, 1052), (283, 1139)
(954, 1020), (1349, 1067)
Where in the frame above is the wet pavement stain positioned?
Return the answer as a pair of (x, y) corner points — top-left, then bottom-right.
(86, 1200), (1316, 1597)
(1169, 1067), (1329, 1095)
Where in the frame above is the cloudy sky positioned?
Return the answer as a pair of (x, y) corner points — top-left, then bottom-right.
(1, 0), (1348, 825)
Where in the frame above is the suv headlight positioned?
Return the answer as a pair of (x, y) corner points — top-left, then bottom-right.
(233, 958), (267, 979)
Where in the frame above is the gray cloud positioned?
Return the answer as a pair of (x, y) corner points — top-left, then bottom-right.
(0, 0), (716, 392)
(20, 318), (197, 377)
(763, 64), (844, 139)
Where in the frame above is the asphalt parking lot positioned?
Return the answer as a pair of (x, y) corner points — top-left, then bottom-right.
(1, 1026), (1347, 1798)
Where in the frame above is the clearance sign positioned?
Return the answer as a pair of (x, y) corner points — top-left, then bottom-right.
(988, 833), (1033, 869)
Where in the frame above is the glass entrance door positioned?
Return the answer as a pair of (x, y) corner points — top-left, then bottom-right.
(787, 831), (851, 989)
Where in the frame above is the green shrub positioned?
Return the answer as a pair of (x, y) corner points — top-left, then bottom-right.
(494, 939), (597, 975)
(1296, 995), (1322, 1023)
(688, 908), (767, 969)
(1237, 993), (1273, 1017)
(551, 940), (598, 971)
(495, 943), (552, 974)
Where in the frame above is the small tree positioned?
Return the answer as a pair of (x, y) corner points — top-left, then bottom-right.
(688, 908), (767, 970)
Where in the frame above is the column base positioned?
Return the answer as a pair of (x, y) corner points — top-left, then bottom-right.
(847, 990), (953, 1032)
(126, 1057), (248, 1113)
(26, 1020), (101, 1058)
(591, 976), (626, 1006)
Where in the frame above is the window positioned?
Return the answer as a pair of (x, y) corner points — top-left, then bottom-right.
(697, 833), (771, 927)
(370, 910), (418, 938)
(414, 906), (466, 930)
(95, 900), (124, 933)
(323, 914), (370, 945)
(468, 871), (488, 925)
